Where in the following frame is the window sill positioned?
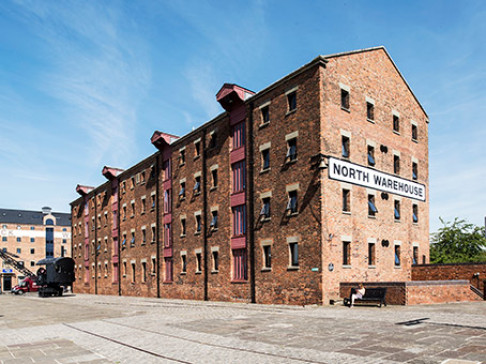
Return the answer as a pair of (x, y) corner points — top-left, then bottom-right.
(194, 232), (201, 236)
(141, 212), (145, 215)
(210, 186), (217, 192)
(210, 228), (218, 232)
(150, 240), (156, 244)
(342, 211), (351, 215)
(287, 212), (299, 217)
(413, 222), (419, 226)
(367, 118), (375, 124)
(261, 268), (271, 272)
(195, 271), (202, 275)
(368, 215), (376, 219)
(260, 168), (271, 174)
(194, 192), (201, 196)
(130, 215), (135, 219)
(163, 281), (173, 284)
(211, 270), (219, 274)
(341, 107), (350, 113)
(394, 219), (401, 223)
(141, 242), (146, 246)
(342, 265), (351, 269)
(179, 163), (185, 167)
(394, 265), (401, 269)
(393, 130), (400, 135)
(194, 155), (200, 161)
(287, 266), (299, 271)
(368, 265), (376, 269)
(180, 272), (186, 275)
(259, 122), (270, 129)
(412, 138), (418, 143)
(231, 280), (248, 284)
(285, 158), (298, 165)
(179, 197), (186, 202)
(285, 109), (297, 116)
(180, 234), (186, 238)
(260, 217), (271, 222)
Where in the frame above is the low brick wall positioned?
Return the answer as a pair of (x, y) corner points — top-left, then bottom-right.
(340, 280), (482, 305)
(412, 262), (486, 294)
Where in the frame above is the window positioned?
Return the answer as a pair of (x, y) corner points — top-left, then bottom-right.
(261, 105), (270, 124)
(141, 171), (146, 184)
(163, 159), (171, 180)
(412, 162), (418, 180)
(263, 245), (271, 269)
(233, 249), (247, 280)
(286, 190), (298, 214)
(393, 114), (400, 133)
(342, 136), (350, 158)
(210, 211), (218, 230)
(30, 238), (35, 243)
(179, 149), (185, 165)
(141, 197), (146, 214)
(413, 204), (419, 223)
(2, 236), (6, 242)
(394, 200), (401, 221)
(289, 242), (299, 267)
(130, 231), (135, 246)
(261, 148), (270, 170)
(194, 176), (201, 195)
(122, 205), (127, 220)
(151, 257), (156, 274)
(341, 89), (350, 110)
(97, 214), (102, 228)
(123, 261), (127, 277)
(195, 214), (202, 234)
(412, 124), (418, 141)
(413, 246), (419, 265)
(165, 258), (173, 282)
(30, 261), (35, 267)
(16, 237), (21, 242)
(15, 248), (20, 254)
(195, 252), (202, 273)
(179, 182), (186, 200)
(394, 155), (400, 174)
(212, 250), (219, 272)
(194, 140), (200, 158)
(142, 229), (146, 244)
(181, 218), (186, 236)
(164, 190), (171, 213)
(287, 91), (297, 112)
(232, 122), (245, 150)
(121, 181), (126, 194)
(211, 169), (218, 189)
(131, 263), (136, 283)
(122, 233), (127, 248)
(91, 217), (95, 230)
(368, 243), (375, 266)
(151, 226), (156, 243)
(343, 241), (351, 266)
(368, 194), (377, 217)
(131, 201), (135, 217)
(395, 245), (401, 267)
(181, 254), (187, 273)
(131, 177), (135, 189)
(367, 102), (374, 121)
(164, 223), (171, 247)
(286, 138), (297, 162)
(367, 145), (375, 166)
(151, 194), (156, 209)
(209, 132), (217, 149)
(232, 161), (246, 193)
(232, 205), (246, 237)
(342, 189), (350, 213)
(260, 198), (271, 219)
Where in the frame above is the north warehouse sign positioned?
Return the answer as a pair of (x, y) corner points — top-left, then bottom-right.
(328, 157), (426, 202)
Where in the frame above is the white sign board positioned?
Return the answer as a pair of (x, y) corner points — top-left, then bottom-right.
(328, 157), (426, 202)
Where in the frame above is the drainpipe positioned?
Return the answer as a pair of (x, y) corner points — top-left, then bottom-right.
(202, 130), (209, 301)
(94, 194), (98, 295)
(247, 102), (256, 303)
(117, 180), (122, 296)
(156, 153), (161, 298)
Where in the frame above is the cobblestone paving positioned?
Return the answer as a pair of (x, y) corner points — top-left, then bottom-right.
(0, 293), (484, 363)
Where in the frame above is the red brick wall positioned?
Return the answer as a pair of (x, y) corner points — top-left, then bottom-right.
(412, 263), (486, 294)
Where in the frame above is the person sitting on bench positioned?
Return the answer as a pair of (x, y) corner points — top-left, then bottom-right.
(349, 283), (365, 307)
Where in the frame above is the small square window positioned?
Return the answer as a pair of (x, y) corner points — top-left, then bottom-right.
(2, 236), (7, 242)
(261, 106), (270, 124)
(393, 115), (400, 133)
(30, 237), (35, 243)
(16, 237), (21, 242)
(261, 149), (270, 170)
(286, 138), (297, 162)
(341, 89), (350, 110)
(343, 241), (351, 265)
(367, 102), (374, 121)
(367, 145), (375, 166)
(342, 136), (350, 158)
(368, 195), (378, 217)
(394, 200), (401, 220)
(342, 189), (350, 213)
(30, 248), (35, 254)
(16, 248), (21, 254)
(287, 92), (297, 112)
(263, 245), (271, 269)
(394, 155), (400, 175)
(289, 242), (299, 267)
(286, 190), (298, 214)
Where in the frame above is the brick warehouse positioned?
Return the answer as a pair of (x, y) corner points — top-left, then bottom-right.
(71, 47), (430, 305)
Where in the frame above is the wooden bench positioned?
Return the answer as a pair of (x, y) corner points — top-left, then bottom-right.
(344, 287), (387, 307)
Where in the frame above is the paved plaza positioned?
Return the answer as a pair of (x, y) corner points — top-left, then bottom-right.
(0, 293), (485, 364)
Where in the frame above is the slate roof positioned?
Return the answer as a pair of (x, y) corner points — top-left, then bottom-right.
(0, 208), (71, 226)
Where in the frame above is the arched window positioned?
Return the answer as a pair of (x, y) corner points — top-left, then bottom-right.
(45, 219), (54, 226)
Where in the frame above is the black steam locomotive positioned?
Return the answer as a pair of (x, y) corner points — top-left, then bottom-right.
(36, 257), (75, 297)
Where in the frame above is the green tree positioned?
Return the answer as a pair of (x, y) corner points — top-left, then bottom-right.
(430, 218), (486, 263)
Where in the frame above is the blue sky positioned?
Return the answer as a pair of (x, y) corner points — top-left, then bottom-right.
(0, 0), (484, 234)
